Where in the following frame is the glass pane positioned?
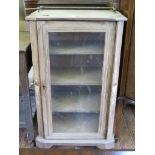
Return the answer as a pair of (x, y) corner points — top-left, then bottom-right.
(49, 32), (105, 133)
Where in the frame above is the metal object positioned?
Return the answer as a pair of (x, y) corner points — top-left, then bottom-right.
(26, 6), (115, 11)
(37, 0), (110, 5)
(25, 0), (117, 11)
(117, 96), (135, 105)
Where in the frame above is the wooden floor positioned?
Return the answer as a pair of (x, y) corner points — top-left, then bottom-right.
(19, 150), (135, 155)
(19, 104), (135, 150)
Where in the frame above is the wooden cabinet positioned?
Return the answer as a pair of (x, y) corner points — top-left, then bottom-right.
(26, 9), (126, 149)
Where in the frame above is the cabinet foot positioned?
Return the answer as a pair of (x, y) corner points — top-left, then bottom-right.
(97, 142), (115, 149)
(36, 137), (53, 149)
(35, 136), (115, 149)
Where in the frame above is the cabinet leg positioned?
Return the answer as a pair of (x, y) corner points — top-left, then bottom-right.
(97, 145), (105, 150)
(97, 143), (114, 150)
(36, 141), (53, 149)
(36, 137), (53, 149)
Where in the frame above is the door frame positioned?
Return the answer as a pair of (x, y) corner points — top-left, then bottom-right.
(36, 20), (119, 140)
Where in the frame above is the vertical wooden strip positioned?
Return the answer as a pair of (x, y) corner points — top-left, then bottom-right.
(99, 23), (116, 137)
(107, 21), (124, 140)
(43, 27), (53, 136)
(29, 21), (44, 137)
(37, 21), (49, 137)
(37, 22), (53, 137)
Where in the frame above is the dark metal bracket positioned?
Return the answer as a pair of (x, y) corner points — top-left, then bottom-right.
(117, 96), (135, 105)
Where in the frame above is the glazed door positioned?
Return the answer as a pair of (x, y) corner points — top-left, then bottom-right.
(37, 21), (116, 139)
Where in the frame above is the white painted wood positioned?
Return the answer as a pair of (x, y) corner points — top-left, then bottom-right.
(29, 21), (44, 137)
(98, 22), (116, 137)
(37, 21), (53, 137)
(43, 23), (54, 137)
(26, 10), (127, 21)
(106, 21), (124, 140)
(46, 133), (102, 139)
(44, 21), (115, 32)
(36, 136), (115, 149)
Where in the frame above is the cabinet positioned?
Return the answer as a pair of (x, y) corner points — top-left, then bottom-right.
(26, 9), (126, 149)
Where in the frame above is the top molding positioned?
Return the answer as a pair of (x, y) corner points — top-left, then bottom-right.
(26, 10), (127, 21)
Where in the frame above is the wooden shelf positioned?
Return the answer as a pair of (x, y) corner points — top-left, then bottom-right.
(53, 113), (99, 133)
(52, 91), (100, 113)
(51, 67), (102, 85)
(49, 41), (104, 55)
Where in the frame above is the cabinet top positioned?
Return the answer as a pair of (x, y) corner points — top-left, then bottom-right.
(26, 10), (127, 21)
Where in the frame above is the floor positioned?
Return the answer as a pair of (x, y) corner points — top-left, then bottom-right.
(19, 150), (135, 155)
(19, 104), (135, 150)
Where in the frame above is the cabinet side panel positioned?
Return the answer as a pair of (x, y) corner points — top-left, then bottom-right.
(29, 21), (44, 137)
(107, 21), (124, 140)
(99, 22), (116, 138)
(37, 22), (53, 137)
(42, 24), (53, 136)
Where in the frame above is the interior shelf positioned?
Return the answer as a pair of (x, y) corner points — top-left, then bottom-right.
(51, 67), (102, 85)
(49, 41), (104, 55)
(52, 90), (101, 113)
(52, 112), (99, 133)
